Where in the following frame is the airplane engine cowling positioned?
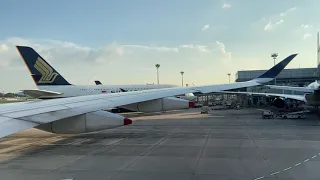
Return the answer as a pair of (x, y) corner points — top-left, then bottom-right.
(273, 98), (286, 108)
(177, 93), (197, 101)
(121, 97), (192, 112)
(36, 110), (132, 134)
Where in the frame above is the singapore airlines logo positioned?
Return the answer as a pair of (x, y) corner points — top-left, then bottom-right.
(34, 57), (59, 83)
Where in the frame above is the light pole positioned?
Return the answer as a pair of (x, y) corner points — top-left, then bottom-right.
(271, 53), (278, 85)
(155, 64), (160, 84)
(180, 71), (184, 86)
(227, 73), (231, 83)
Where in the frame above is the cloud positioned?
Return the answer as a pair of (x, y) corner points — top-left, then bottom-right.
(222, 3), (231, 9)
(0, 38), (126, 68)
(122, 45), (179, 52)
(301, 24), (312, 29)
(264, 22), (272, 31)
(263, 7), (296, 32)
(216, 41), (231, 59)
(0, 37), (226, 68)
(303, 33), (312, 40)
(264, 20), (284, 31)
(87, 44), (125, 63)
(0, 44), (9, 52)
(202, 24), (210, 31)
(275, 20), (284, 25)
(1, 37), (277, 93)
(180, 44), (210, 52)
(299, 24), (314, 40)
(280, 7), (297, 17)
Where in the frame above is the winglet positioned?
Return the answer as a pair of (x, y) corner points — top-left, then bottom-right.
(16, 46), (71, 86)
(251, 53), (298, 83)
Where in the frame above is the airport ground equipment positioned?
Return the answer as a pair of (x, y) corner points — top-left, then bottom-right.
(278, 111), (307, 119)
(201, 106), (209, 114)
(234, 104), (242, 109)
(262, 110), (274, 119)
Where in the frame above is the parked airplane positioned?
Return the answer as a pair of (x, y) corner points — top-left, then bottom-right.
(219, 90), (307, 109)
(17, 46), (195, 107)
(252, 31), (320, 108)
(0, 52), (296, 139)
(266, 81), (317, 93)
(253, 80), (320, 108)
(94, 80), (196, 101)
(218, 81), (320, 108)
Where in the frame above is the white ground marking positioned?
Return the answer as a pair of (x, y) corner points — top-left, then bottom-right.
(253, 176), (265, 180)
(283, 167), (292, 171)
(270, 171), (280, 176)
(252, 153), (319, 180)
(295, 162), (302, 166)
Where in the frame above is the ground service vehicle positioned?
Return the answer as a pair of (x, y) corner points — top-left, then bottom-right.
(262, 110), (274, 119)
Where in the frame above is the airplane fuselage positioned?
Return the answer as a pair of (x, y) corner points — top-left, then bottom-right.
(37, 84), (197, 101)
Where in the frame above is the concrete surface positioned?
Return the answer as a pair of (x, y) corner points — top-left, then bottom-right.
(0, 108), (320, 180)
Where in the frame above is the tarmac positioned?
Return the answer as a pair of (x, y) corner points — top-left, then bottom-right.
(0, 108), (320, 180)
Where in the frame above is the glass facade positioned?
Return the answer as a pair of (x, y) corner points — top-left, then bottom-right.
(236, 68), (318, 86)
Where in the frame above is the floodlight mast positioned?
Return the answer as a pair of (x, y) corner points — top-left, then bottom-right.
(271, 53), (278, 85)
(180, 71), (184, 86)
(155, 64), (160, 84)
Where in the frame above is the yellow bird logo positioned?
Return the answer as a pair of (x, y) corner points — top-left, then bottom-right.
(34, 57), (59, 83)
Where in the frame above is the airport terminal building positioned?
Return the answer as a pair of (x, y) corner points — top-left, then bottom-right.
(235, 67), (318, 94)
(236, 68), (318, 86)
(196, 67), (319, 107)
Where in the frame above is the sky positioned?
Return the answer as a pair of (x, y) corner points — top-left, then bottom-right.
(0, 0), (319, 92)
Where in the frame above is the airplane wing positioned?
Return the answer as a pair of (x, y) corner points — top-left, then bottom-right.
(21, 89), (62, 98)
(194, 53), (298, 94)
(0, 87), (195, 138)
(0, 80), (295, 138)
(0, 53), (297, 138)
(265, 85), (314, 93)
(218, 91), (307, 102)
(0, 83), (276, 138)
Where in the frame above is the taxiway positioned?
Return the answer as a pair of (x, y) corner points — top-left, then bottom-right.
(0, 108), (320, 180)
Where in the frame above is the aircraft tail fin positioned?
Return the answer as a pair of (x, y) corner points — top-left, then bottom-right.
(120, 88), (127, 92)
(16, 46), (71, 86)
(95, 80), (102, 85)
